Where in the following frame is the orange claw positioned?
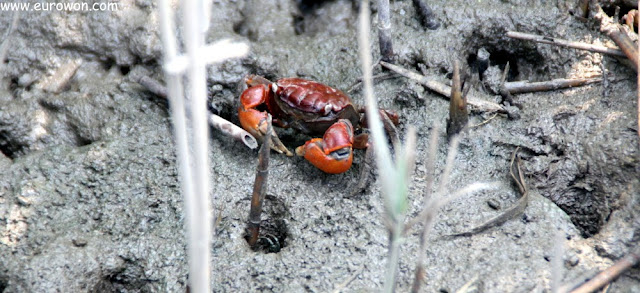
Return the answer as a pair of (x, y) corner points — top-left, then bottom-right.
(238, 84), (292, 156)
(295, 119), (354, 174)
(238, 85), (270, 139)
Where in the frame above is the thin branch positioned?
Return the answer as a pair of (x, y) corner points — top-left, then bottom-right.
(569, 249), (640, 293)
(36, 59), (82, 93)
(346, 72), (397, 94)
(504, 77), (603, 94)
(134, 75), (258, 149)
(157, 0), (202, 291)
(376, 0), (394, 62)
(410, 124), (439, 293)
(506, 31), (626, 57)
(470, 113), (499, 128)
(380, 61), (506, 114)
(594, 5), (638, 72)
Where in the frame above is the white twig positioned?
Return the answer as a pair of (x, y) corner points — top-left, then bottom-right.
(158, 0), (205, 291)
(159, 0), (247, 291)
(183, 0), (212, 292)
(165, 40), (250, 75)
(209, 114), (258, 149)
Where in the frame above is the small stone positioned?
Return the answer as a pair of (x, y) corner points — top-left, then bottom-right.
(487, 198), (501, 210)
(565, 253), (579, 267)
(72, 238), (88, 247)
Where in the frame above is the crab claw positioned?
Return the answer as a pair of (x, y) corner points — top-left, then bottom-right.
(238, 85), (293, 156)
(295, 119), (354, 174)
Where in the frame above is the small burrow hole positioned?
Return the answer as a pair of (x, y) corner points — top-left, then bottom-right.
(243, 194), (289, 254)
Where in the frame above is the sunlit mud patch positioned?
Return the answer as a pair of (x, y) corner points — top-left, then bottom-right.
(243, 195), (289, 254)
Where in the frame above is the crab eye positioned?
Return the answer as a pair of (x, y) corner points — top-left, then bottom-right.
(329, 147), (352, 161)
(324, 104), (333, 114)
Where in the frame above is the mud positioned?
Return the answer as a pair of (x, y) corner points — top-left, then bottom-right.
(1, 0), (639, 292)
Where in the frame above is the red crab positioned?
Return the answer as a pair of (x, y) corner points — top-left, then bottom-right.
(238, 75), (398, 174)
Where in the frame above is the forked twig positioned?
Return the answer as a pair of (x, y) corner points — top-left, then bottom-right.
(448, 148), (528, 237)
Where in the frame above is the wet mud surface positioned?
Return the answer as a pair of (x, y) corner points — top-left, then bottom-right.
(1, 0), (639, 291)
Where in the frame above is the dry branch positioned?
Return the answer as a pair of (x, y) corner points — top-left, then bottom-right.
(594, 5), (639, 71)
(379, 61), (506, 114)
(135, 75), (258, 149)
(507, 31), (626, 57)
(504, 77), (603, 94)
(569, 249), (640, 293)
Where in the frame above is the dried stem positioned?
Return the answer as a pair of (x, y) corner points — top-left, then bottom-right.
(380, 61), (506, 114)
(446, 60), (468, 139)
(377, 0), (395, 62)
(569, 249), (640, 293)
(412, 0), (439, 30)
(159, 0), (247, 290)
(247, 115), (272, 248)
(36, 59), (82, 93)
(504, 77), (603, 94)
(410, 125), (440, 293)
(594, 5), (639, 72)
(506, 31), (626, 57)
(135, 75), (258, 149)
(578, 0), (590, 18)
(157, 0), (203, 291)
